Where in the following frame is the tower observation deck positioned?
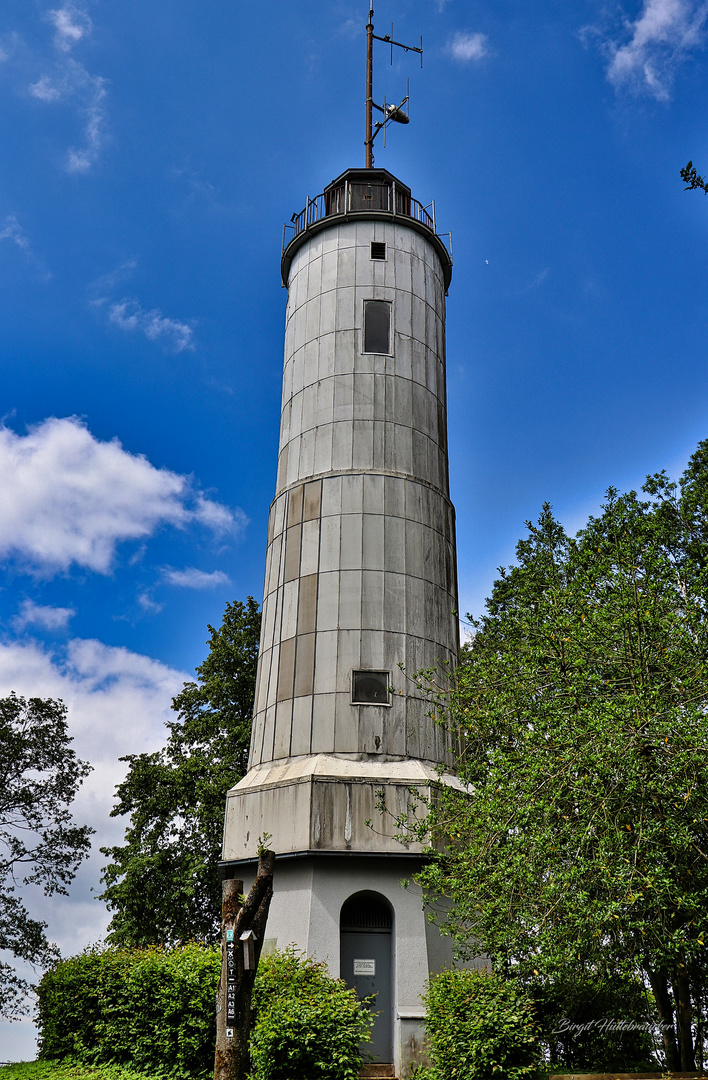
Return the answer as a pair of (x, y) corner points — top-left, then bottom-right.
(281, 168), (452, 292)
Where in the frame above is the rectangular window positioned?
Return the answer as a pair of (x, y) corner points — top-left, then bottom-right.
(363, 300), (391, 354)
(370, 241), (386, 260)
(352, 670), (390, 705)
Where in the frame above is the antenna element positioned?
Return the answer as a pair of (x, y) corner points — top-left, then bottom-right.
(365, 4), (422, 167)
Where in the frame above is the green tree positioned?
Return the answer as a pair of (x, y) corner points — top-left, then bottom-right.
(99, 597), (260, 946)
(0, 693), (92, 1019)
(414, 442), (708, 1072)
(681, 160), (708, 193)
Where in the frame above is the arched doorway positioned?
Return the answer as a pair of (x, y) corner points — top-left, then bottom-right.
(340, 891), (393, 1062)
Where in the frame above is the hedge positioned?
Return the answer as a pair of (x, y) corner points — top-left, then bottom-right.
(36, 944), (372, 1080)
(37, 944), (220, 1079)
(419, 967), (541, 1080)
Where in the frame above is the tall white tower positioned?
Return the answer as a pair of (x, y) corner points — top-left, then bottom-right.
(221, 167), (462, 1077)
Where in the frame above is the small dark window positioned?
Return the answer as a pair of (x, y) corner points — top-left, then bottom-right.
(341, 892), (393, 931)
(370, 241), (386, 260)
(363, 300), (390, 354)
(352, 670), (390, 705)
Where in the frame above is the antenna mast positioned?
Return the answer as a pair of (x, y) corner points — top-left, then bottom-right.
(366, 3), (374, 168)
(365, 3), (422, 168)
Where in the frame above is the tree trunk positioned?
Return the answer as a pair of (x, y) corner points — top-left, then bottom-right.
(214, 849), (276, 1080)
(673, 964), (696, 1071)
(645, 965), (681, 1072)
(694, 978), (704, 1073)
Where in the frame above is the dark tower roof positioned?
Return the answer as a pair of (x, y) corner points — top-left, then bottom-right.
(281, 167), (453, 291)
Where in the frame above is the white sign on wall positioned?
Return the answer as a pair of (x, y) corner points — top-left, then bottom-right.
(354, 959), (376, 976)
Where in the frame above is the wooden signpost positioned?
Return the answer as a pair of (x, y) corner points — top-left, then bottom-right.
(214, 848), (275, 1080)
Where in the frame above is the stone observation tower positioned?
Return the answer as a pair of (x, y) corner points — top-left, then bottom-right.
(221, 9), (464, 1076)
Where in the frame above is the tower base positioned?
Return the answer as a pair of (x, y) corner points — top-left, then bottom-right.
(220, 853), (483, 1079)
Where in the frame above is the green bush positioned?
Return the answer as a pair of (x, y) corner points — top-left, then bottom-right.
(0, 1063), (154, 1080)
(36, 944), (372, 1080)
(421, 968), (541, 1080)
(37, 943), (220, 1079)
(249, 948), (372, 1080)
(36, 949), (105, 1061)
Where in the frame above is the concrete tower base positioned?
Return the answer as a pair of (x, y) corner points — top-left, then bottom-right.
(227, 854), (475, 1079)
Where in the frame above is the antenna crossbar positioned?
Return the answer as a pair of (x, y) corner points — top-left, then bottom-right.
(371, 32), (422, 58)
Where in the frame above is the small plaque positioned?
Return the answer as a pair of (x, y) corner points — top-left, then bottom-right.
(226, 929), (234, 942)
(354, 959), (376, 976)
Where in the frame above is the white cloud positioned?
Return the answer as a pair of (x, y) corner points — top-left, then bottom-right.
(137, 591), (164, 613)
(0, 214), (32, 255)
(66, 79), (107, 173)
(28, 6), (108, 173)
(193, 493), (247, 533)
(446, 30), (490, 62)
(29, 60), (108, 173)
(0, 635), (189, 849)
(49, 5), (92, 52)
(511, 267), (551, 296)
(162, 567), (231, 589)
(28, 73), (63, 101)
(175, 170), (217, 200)
(338, 18), (359, 40)
(107, 298), (196, 353)
(0, 417), (244, 575)
(0, 214), (51, 280)
(601, 0), (708, 99)
(91, 258), (138, 293)
(12, 599), (76, 631)
(89, 266), (199, 355)
(0, 31), (20, 65)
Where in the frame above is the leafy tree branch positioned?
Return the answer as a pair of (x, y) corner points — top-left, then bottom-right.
(99, 597), (260, 946)
(0, 693), (92, 1019)
(681, 161), (708, 193)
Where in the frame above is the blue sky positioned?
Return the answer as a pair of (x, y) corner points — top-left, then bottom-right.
(2, 0), (708, 1058)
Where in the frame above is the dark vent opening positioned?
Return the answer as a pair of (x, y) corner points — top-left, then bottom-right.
(371, 241), (386, 260)
(341, 893), (393, 932)
(352, 670), (390, 704)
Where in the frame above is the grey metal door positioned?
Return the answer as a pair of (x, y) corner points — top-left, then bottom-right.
(340, 894), (393, 1062)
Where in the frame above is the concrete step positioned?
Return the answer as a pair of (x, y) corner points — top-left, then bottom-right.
(359, 1066), (396, 1079)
